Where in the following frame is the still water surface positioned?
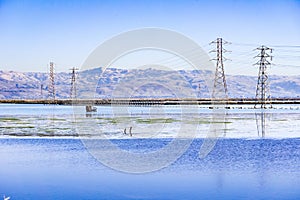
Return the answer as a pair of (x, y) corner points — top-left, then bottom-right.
(0, 104), (299, 199)
(0, 138), (299, 200)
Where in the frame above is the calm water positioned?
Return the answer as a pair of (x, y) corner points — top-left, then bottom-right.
(0, 104), (300, 199)
(0, 138), (299, 200)
(0, 104), (299, 138)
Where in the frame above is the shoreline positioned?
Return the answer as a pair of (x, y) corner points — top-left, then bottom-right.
(1, 135), (299, 140)
(1, 98), (300, 105)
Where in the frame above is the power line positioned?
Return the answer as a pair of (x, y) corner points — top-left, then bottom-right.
(232, 42), (259, 47)
(270, 45), (300, 48)
(273, 63), (300, 68)
(232, 42), (300, 48)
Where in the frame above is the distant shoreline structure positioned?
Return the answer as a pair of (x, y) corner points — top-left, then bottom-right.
(0, 98), (300, 105)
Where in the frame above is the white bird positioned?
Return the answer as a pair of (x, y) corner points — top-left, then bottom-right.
(3, 195), (10, 200)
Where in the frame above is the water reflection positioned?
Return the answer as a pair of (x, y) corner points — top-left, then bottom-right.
(0, 104), (299, 139)
(255, 110), (267, 138)
(0, 134), (299, 199)
(86, 113), (92, 118)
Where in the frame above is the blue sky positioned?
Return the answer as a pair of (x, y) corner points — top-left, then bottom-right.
(0, 0), (299, 75)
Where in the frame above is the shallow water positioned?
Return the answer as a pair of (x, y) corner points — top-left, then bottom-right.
(0, 104), (299, 138)
(0, 104), (299, 199)
(0, 138), (299, 199)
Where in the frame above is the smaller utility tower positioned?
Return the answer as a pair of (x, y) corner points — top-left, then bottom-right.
(70, 67), (79, 99)
(197, 83), (201, 98)
(40, 84), (43, 99)
(254, 46), (273, 109)
(48, 62), (56, 102)
(210, 38), (230, 99)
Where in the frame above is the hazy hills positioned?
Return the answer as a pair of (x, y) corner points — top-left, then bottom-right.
(0, 68), (299, 99)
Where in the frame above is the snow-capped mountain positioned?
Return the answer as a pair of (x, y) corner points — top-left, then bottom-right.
(0, 68), (299, 99)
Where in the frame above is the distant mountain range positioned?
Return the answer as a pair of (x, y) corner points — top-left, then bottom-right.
(0, 67), (299, 99)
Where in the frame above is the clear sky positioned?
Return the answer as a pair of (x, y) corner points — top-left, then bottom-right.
(0, 0), (299, 75)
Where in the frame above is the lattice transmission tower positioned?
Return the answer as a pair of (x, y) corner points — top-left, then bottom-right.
(48, 62), (56, 102)
(70, 67), (79, 99)
(197, 83), (201, 98)
(40, 84), (43, 99)
(254, 46), (273, 108)
(210, 38), (230, 99)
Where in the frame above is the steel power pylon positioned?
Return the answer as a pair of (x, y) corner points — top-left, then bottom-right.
(48, 62), (56, 102)
(197, 83), (201, 98)
(254, 46), (273, 108)
(40, 84), (43, 99)
(70, 67), (79, 99)
(210, 38), (230, 99)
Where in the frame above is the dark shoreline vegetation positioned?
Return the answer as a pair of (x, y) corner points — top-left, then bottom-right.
(1, 98), (300, 105)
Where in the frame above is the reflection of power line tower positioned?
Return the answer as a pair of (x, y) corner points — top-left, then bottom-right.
(210, 38), (230, 99)
(48, 62), (56, 102)
(255, 111), (267, 138)
(254, 46), (273, 109)
(70, 67), (79, 99)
